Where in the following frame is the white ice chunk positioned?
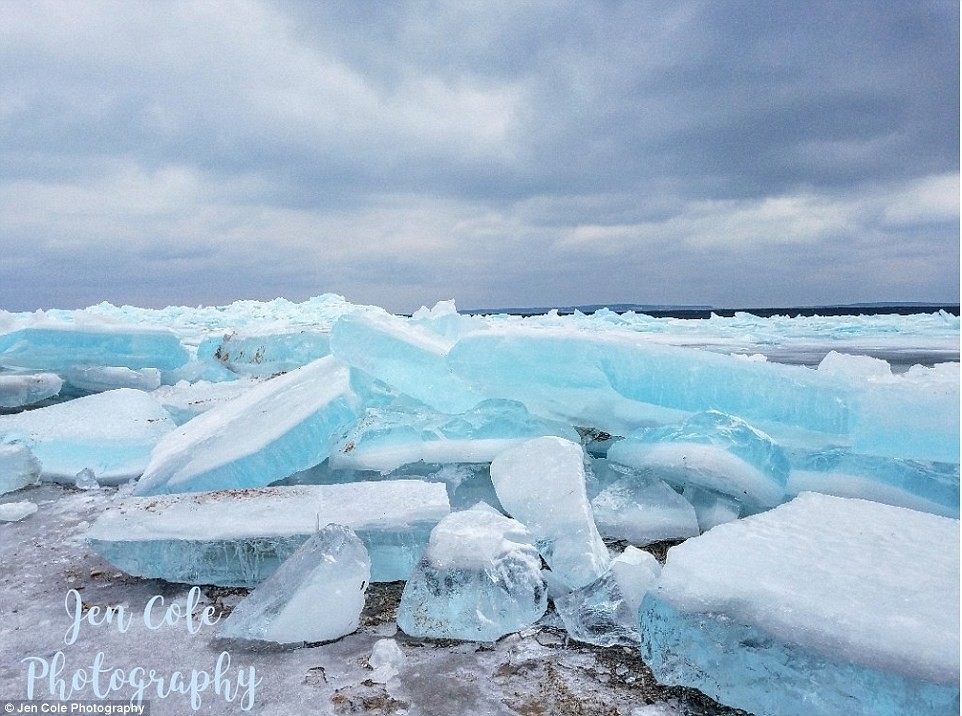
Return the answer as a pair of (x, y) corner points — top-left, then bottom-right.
(63, 366), (162, 393)
(134, 356), (358, 495)
(0, 500), (38, 522)
(73, 468), (100, 491)
(0, 372), (62, 408)
(639, 492), (961, 715)
(590, 475), (700, 546)
(0, 388), (175, 484)
(490, 437), (610, 590)
(0, 444), (41, 496)
(219, 523), (369, 644)
(368, 638), (407, 683)
(149, 378), (261, 425)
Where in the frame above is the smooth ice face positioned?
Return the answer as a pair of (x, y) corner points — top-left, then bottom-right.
(607, 411), (789, 511)
(0, 444), (41, 496)
(0, 388), (175, 483)
(0, 373), (62, 408)
(329, 310), (483, 414)
(397, 503), (547, 642)
(332, 399), (579, 473)
(86, 481), (450, 585)
(490, 437), (610, 590)
(197, 330), (331, 377)
(556, 546), (661, 647)
(590, 474), (700, 546)
(134, 356), (358, 495)
(63, 366), (161, 393)
(0, 324), (189, 372)
(639, 493), (961, 716)
(219, 523), (369, 644)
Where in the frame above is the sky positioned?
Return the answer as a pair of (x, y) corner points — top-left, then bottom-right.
(1, 0), (959, 313)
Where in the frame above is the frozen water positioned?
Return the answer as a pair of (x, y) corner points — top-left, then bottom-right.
(490, 436), (610, 590)
(682, 486), (742, 531)
(368, 638), (407, 683)
(639, 492), (961, 716)
(0, 372), (62, 408)
(332, 398), (579, 473)
(149, 377), (262, 425)
(0, 388), (175, 483)
(607, 411), (789, 511)
(590, 473), (700, 546)
(134, 356), (358, 495)
(86, 480), (450, 585)
(63, 365), (162, 393)
(330, 309), (483, 414)
(73, 467), (100, 490)
(556, 546), (661, 647)
(197, 329), (331, 377)
(0, 444), (41, 496)
(219, 523), (369, 644)
(0, 500), (38, 522)
(397, 503), (547, 641)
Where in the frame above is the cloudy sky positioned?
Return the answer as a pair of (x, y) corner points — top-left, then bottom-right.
(1, 1), (958, 313)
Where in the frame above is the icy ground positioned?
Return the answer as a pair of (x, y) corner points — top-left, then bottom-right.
(0, 484), (743, 716)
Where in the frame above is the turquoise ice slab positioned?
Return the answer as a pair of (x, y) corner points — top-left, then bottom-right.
(197, 329), (331, 377)
(86, 481), (450, 586)
(639, 492), (960, 716)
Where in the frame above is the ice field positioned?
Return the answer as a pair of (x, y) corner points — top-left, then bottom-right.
(0, 295), (958, 715)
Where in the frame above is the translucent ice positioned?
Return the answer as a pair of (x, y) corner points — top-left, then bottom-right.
(134, 356), (358, 495)
(197, 329), (331, 377)
(639, 493), (961, 716)
(397, 503), (547, 641)
(590, 474), (699, 546)
(368, 638), (406, 683)
(73, 468), (100, 490)
(682, 486), (742, 531)
(490, 437), (610, 590)
(0, 388), (175, 483)
(0, 372), (62, 408)
(0, 500), (38, 522)
(556, 546), (661, 647)
(86, 481), (449, 585)
(63, 366), (161, 393)
(607, 411), (789, 511)
(0, 444), (41, 496)
(332, 398), (579, 473)
(219, 523), (369, 644)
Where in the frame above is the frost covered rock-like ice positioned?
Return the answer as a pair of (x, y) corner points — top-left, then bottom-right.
(134, 356), (358, 495)
(397, 503), (546, 642)
(590, 473), (699, 546)
(0, 388), (175, 483)
(0, 444), (41, 496)
(639, 492), (961, 716)
(0, 372), (62, 408)
(219, 523), (369, 644)
(86, 481), (449, 585)
(607, 411), (789, 512)
(490, 437), (610, 590)
(332, 398), (579, 473)
(556, 546), (661, 647)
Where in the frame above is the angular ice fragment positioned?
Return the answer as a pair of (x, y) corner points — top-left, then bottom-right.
(0, 324), (189, 372)
(368, 639), (406, 683)
(0, 388), (175, 483)
(0, 444), (41, 496)
(556, 546), (661, 647)
(0, 500), (38, 522)
(63, 366), (161, 393)
(198, 330), (331, 377)
(134, 356), (358, 495)
(0, 372), (62, 408)
(219, 523), (369, 644)
(490, 437), (610, 590)
(330, 310), (483, 414)
(639, 493), (961, 716)
(332, 399), (579, 473)
(590, 474), (699, 546)
(607, 411), (789, 511)
(397, 503), (547, 641)
(86, 481), (449, 585)
(73, 468), (100, 490)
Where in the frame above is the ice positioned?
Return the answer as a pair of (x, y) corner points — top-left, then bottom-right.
(73, 467), (100, 490)
(197, 329), (331, 377)
(330, 309), (483, 414)
(63, 366), (161, 393)
(397, 503), (546, 641)
(0, 372), (62, 408)
(0, 444), (41, 495)
(149, 378), (262, 425)
(0, 500), (38, 522)
(0, 388), (175, 484)
(0, 324), (189, 372)
(682, 486), (742, 531)
(639, 492), (960, 716)
(86, 480), (450, 585)
(368, 638), (407, 683)
(786, 448), (960, 519)
(490, 436), (610, 590)
(332, 398), (579, 473)
(133, 356), (358, 495)
(219, 523), (369, 645)
(607, 411), (789, 511)
(556, 546), (661, 647)
(589, 474), (700, 545)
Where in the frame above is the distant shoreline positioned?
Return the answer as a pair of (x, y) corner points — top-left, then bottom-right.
(460, 303), (961, 319)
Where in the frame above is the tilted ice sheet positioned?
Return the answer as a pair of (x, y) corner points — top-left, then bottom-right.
(86, 481), (450, 585)
(639, 492), (960, 715)
(149, 377), (263, 425)
(134, 356), (358, 495)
